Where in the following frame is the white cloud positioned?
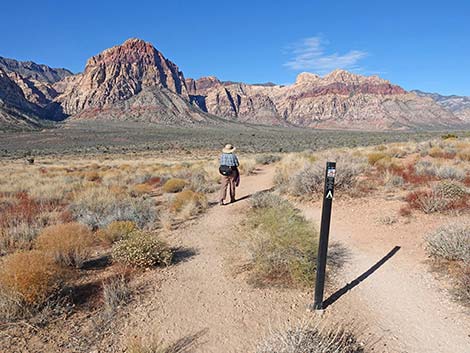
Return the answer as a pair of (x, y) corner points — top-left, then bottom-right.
(284, 36), (368, 74)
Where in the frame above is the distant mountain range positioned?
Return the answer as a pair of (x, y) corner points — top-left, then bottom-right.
(0, 38), (468, 131)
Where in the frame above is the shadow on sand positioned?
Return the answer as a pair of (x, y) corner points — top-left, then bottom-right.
(322, 245), (401, 309)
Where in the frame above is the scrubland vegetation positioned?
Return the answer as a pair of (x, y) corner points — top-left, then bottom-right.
(2, 131), (470, 352)
(0, 153), (259, 324)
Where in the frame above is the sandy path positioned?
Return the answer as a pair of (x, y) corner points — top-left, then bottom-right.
(299, 198), (470, 353)
(125, 166), (470, 353)
(125, 167), (310, 352)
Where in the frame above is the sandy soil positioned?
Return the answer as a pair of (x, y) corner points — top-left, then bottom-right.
(298, 196), (470, 353)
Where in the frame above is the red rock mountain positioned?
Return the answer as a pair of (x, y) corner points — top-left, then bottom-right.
(187, 70), (463, 130)
(0, 38), (466, 130)
(56, 38), (190, 116)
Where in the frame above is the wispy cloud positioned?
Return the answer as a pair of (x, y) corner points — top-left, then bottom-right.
(284, 36), (368, 74)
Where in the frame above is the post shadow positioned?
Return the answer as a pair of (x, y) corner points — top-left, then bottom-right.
(322, 245), (401, 309)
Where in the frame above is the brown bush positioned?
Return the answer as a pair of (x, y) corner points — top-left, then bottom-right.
(367, 152), (389, 165)
(0, 251), (66, 307)
(36, 222), (95, 268)
(97, 221), (137, 245)
(457, 148), (470, 161)
(170, 190), (208, 214)
(162, 178), (186, 193)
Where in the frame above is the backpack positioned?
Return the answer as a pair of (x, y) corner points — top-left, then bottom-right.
(219, 165), (233, 176)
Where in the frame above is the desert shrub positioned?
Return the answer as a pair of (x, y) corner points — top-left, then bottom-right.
(239, 159), (257, 175)
(455, 266), (470, 304)
(383, 171), (404, 188)
(102, 274), (131, 317)
(257, 322), (364, 353)
(435, 166), (466, 180)
(425, 224), (470, 262)
(112, 231), (173, 268)
(405, 190), (449, 214)
(36, 222), (95, 268)
(442, 133), (458, 140)
(0, 251), (65, 318)
(131, 183), (154, 196)
(170, 190), (207, 216)
(242, 193), (318, 286)
(70, 188), (157, 229)
(457, 148), (470, 161)
(428, 147), (455, 159)
(162, 178), (186, 193)
(250, 192), (289, 209)
(288, 156), (365, 197)
(97, 221), (137, 245)
(433, 181), (468, 199)
(188, 171), (218, 193)
(256, 154), (282, 165)
(367, 152), (388, 165)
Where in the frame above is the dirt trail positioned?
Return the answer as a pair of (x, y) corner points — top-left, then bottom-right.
(126, 166), (470, 353)
(299, 198), (470, 353)
(125, 167), (310, 352)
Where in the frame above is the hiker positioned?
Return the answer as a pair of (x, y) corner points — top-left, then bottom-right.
(218, 144), (240, 205)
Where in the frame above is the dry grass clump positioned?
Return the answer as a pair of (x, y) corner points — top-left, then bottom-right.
(239, 158), (257, 176)
(170, 190), (208, 216)
(256, 154), (282, 165)
(97, 220), (137, 245)
(102, 273), (131, 317)
(367, 152), (389, 165)
(70, 187), (157, 229)
(162, 178), (186, 193)
(257, 321), (364, 353)
(456, 148), (470, 161)
(241, 192), (318, 287)
(0, 251), (66, 320)
(35, 222), (95, 268)
(425, 224), (470, 262)
(112, 231), (173, 268)
(286, 155), (365, 198)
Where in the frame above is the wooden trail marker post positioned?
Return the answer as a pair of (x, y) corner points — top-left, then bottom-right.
(313, 161), (336, 310)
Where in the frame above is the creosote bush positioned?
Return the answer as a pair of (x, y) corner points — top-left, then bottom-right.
(112, 231), (173, 268)
(162, 178), (186, 193)
(242, 192), (318, 287)
(425, 224), (470, 262)
(36, 222), (95, 268)
(0, 251), (66, 317)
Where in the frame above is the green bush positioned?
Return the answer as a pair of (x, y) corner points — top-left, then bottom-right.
(243, 193), (318, 287)
(162, 178), (186, 193)
(112, 231), (173, 268)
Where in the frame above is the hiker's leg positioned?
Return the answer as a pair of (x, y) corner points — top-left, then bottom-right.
(229, 175), (236, 202)
(219, 176), (229, 203)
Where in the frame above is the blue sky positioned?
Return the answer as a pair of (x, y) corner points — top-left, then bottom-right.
(1, 0), (469, 95)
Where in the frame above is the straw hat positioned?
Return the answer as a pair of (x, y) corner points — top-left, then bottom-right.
(222, 144), (236, 153)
